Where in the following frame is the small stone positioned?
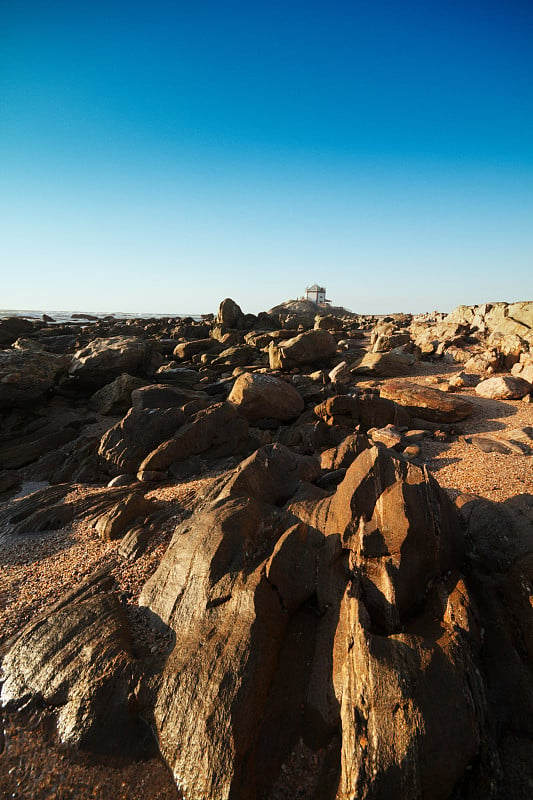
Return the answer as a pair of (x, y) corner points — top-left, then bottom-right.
(370, 424), (402, 449)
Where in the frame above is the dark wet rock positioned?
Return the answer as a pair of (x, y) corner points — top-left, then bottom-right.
(0, 317), (36, 347)
(171, 321), (211, 339)
(138, 402), (249, 473)
(118, 523), (155, 561)
(0, 483), (153, 536)
(0, 567), (146, 752)
(88, 373), (148, 415)
(36, 333), (78, 354)
(131, 383), (208, 412)
(380, 380), (474, 423)
(0, 349), (70, 407)
(68, 336), (153, 388)
(154, 366), (201, 388)
(227, 372), (304, 422)
(0, 423), (78, 469)
(98, 407), (186, 476)
(93, 491), (157, 540)
(71, 313), (99, 321)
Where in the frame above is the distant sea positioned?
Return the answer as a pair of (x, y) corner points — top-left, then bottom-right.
(0, 309), (202, 323)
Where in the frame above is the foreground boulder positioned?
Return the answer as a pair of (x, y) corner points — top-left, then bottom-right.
(1, 567), (147, 752)
(0, 483), (155, 537)
(456, 492), (533, 798)
(135, 444), (483, 800)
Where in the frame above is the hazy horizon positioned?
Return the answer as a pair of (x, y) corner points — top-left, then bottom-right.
(1, 1), (532, 316)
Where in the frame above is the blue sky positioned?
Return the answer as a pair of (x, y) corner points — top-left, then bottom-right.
(1, 0), (532, 315)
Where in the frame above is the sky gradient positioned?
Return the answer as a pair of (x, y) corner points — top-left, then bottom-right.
(1, 0), (532, 315)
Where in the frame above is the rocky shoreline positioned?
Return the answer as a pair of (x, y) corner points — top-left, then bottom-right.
(1, 297), (532, 799)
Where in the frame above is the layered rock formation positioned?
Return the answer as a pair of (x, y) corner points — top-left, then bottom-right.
(1, 296), (532, 798)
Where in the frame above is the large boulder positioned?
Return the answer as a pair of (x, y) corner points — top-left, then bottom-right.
(173, 339), (220, 360)
(0, 421), (78, 469)
(7, 443), (533, 795)
(228, 372), (304, 422)
(88, 373), (147, 415)
(210, 344), (256, 367)
(216, 298), (245, 328)
(351, 351), (413, 377)
(314, 393), (411, 430)
(131, 383), (208, 412)
(68, 336), (152, 388)
(268, 329), (337, 370)
(0, 483), (154, 536)
(134, 444), (484, 800)
(380, 381), (474, 423)
(138, 401), (249, 473)
(475, 375), (532, 400)
(0, 316), (36, 347)
(93, 491), (157, 540)
(456, 493), (533, 797)
(98, 406), (186, 475)
(0, 349), (70, 406)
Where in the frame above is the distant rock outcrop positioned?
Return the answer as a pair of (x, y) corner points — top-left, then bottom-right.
(444, 301), (533, 341)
